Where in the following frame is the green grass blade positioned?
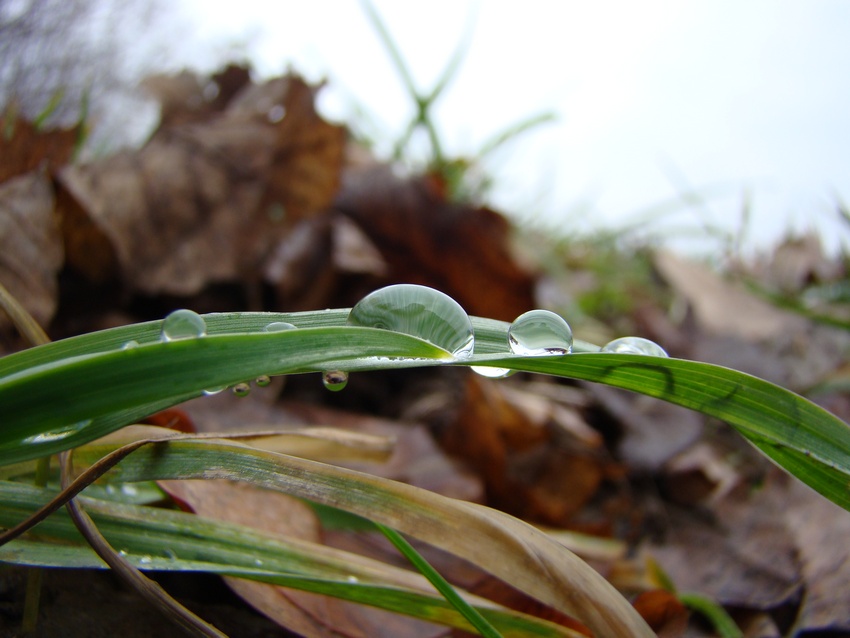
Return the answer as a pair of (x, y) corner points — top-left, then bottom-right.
(61, 437), (654, 637)
(376, 522), (503, 638)
(0, 481), (581, 638)
(464, 353), (850, 511)
(0, 323), (451, 464)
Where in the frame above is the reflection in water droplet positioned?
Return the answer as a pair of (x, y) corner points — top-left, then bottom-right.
(255, 375), (272, 387)
(232, 382), (251, 397)
(161, 309), (206, 341)
(322, 370), (348, 392)
(347, 284), (474, 358)
(471, 365), (515, 379)
(264, 321), (296, 332)
(508, 310), (573, 356)
(23, 420), (92, 445)
(601, 336), (668, 357)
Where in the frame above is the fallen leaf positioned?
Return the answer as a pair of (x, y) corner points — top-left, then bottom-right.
(334, 164), (536, 321)
(0, 108), (80, 184)
(631, 589), (689, 638)
(783, 479), (850, 635)
(654, 250), (805, 341)
(586, 384), (703, 472)
(0, 171), (63, 332)
(55, 72), (345, 295)
(439, 375), (606, 526)
(648, 479), (801, 612)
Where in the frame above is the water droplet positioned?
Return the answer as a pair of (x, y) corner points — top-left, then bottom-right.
(267, 104), (286, 123)
(601, 337), (668, 357)
(346, 575), (360, 584)
(254, 559), (264, 567)
(23, 420), (91, 445)
(161, 309), (206, 341)
(232, 382), (251, 397)
(322, 370), (348, 392)
(508, 310), (573, 356)
(347, 284), (474, 358)
(138, 556), (152, 565)
(120, 484), (139, 497)
(121, 340), (139, 350)
(471, 365), (515, 379)
(264, 321), (296, 332)
(255, 375), (272, 387)
(203, 386), (225, 396)
(118, 549), (128, 557)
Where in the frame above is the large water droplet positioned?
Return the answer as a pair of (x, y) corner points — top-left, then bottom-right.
(264, 321), (296, 332)
(601, 336), (668, 357)
(232, 382), (251, 397)
(508, 310), (573, 356)
(347, 284), (474, 358)
(23, 420), (92, 445)
(322, 370), (348, 392)
(161, 309), (206, 341)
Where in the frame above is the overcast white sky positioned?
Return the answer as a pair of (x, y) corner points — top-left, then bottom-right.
(167, 0), (850, 255)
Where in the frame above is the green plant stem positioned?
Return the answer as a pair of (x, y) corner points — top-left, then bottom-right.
(375, 522), (503, 638)
(679, 592), (742, 638)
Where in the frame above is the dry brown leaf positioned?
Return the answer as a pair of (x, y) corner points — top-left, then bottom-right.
(55, 72), (345, 296)
(0, 171), (63, 331)
(0, 108), (80, 184)
(334, 164), (536, 321)
(586, 384), (703, 472)
(784, 479), (850, 635)
(631, 590), (689, 638)
(654, 250), (805, 341)
(440, 375), (606, 525)
(648, 479), (801, 611)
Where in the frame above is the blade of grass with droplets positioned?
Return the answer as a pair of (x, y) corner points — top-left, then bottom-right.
(0, 323), (452, 464)
(471, 316), (850, 510)
(0, 482), (580, 638)
(59, 436), (654, 638)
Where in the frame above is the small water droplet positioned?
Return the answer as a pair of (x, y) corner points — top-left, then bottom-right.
(347, 284), (474, 358)
(255, 375), (272, 387)
(138, 556), (152, 565)
(121, 484), (139, 497)
(508, 310), (573, 356)
(118, 549), (128, 557)
(322, 370), (348, 392)
(267, 104), (286, 123)
(601, 337), (668, 357)
(471, 365), (515, 379)
(254, 559), (264, 567)
(346, 575), (360, 584)
(161, 309), (206, 341)
(264, 321), (296, 332)
(232, 382), (251, 397)
(203, 386), (225, 396)
(23, 420), (91, 445)
(121, 340), (139, 350)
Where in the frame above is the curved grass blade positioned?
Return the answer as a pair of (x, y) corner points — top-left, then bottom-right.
(0, 325), (451, 464)
(0, 481), (583, 638)
(464, 353), (850, 511)
(71, 437), (655, 638)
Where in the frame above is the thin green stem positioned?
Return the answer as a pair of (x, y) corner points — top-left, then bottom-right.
(375, 522), (504, 638)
